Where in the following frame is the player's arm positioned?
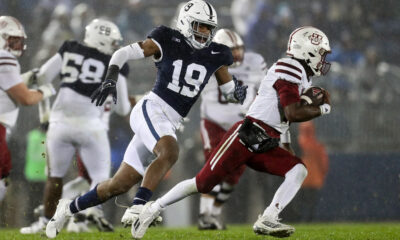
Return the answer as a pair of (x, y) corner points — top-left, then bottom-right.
(215, 66), (248, 104)
(114, 75), (131, 116)
(274, 79), (330, 122)
(91, 40), (160, 106)
(7, 82), (54, 106)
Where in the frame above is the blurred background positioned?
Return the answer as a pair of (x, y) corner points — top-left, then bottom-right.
(0, 0), (399, 228)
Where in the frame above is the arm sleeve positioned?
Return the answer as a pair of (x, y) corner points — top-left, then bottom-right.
(114, 74), (131, 116)
(109, 43), (145, 69)
(273, 79), (300, 107)
(37, 53), (62, 84)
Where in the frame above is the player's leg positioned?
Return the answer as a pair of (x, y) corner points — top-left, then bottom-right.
(248, 147), (307, 237)
(198, 119), (227, 230)
(78, 129), (114, 232)
(45, 135), (147, 238)
(21, 123), (76, 234)
(131, 122), (251, 238)
(0, 124), (11, 202)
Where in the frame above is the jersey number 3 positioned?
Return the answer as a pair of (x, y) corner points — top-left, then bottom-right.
(167, 59), (206, 98)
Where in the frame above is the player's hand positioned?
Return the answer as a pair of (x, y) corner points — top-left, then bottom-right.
(21, 68), (39, 87)
(322, 89), (330, 105)
(233, 76), (248, 105)
(91, 79), (117, 106)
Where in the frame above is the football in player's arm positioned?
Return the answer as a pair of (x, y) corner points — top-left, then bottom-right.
(45, 1), (248, 239)
(0, 16), (55, 202)
(132, 26), (332, 239)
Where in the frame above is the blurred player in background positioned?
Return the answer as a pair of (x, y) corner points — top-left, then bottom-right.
(45, 1), (248, 238)
(20, 19), (131, 234)
(198, 28), (266, 230)
(132, 26), (333, 239)
(0, 16), (55, 202)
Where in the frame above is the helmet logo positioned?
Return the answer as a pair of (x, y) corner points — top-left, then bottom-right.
(0, 21), (7, 29)
(184, 3), (194, 11)
(309, 33), (322, 45)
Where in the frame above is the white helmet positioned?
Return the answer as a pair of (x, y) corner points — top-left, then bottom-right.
(0, 16), (27, 57)
(84, 19), (122, 55)
(213, 28), (244, 67)
(176, 0), (218, 49)
(286, 26), (331, 76)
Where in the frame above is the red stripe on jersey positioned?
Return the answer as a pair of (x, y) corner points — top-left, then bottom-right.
(276, 62), (302, 73)
(273, 79), (300, 107)
(0, 62), (17, 66)
(275, 69), (301, 80)
(0, 57), (16, 60)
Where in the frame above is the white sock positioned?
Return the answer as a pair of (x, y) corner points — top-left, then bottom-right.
(199, 195), (214, 215)
(263, 164), (307, 218)
(212, 204), (222, 216)
(158, 178), (198, 208)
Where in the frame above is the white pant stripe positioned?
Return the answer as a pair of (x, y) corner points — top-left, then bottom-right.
(209, 124), (241, 170)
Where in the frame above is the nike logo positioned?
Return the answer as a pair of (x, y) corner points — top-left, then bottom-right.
(211, 51), (220, 54)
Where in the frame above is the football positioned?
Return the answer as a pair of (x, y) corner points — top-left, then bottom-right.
(300, 86), (326, 106)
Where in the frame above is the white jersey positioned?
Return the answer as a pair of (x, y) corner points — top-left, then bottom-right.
(247, 57), (312, 133)
(38, 41), (130, 130)
(0, 50), (21, 128)
(201, 52), (266, 130)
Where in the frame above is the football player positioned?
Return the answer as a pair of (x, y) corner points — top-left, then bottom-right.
(0, 16), (55, 202)
(45, 0), (247, 238)
(20, 19), (131, 234)
(132, 26), (332, 239)
(198, 28), (266, 230)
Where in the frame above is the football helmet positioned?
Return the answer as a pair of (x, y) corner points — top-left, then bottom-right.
(84, 19), (122, 55)
(0, 16), (27, 57)
(213, 29), (244, 67)
(176, 0), (218, 49)
(286, 26), (331, 76)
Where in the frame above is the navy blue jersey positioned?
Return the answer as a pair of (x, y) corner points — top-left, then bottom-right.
(58, 41), (129, 98)
(148, 25), (233, 117)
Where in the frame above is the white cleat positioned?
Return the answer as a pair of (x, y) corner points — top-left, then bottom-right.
(253, 215), (295, 238)
(45, 199), (73, 238)
(20, 216), (49, 234)
(121, 204), (162, 228)
(131, 201), (161, 239)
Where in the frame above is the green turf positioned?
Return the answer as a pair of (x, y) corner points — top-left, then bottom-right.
(1, 223), (399, 240)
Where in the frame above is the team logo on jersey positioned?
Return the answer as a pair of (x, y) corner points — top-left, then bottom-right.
(309, 33), (323, 45)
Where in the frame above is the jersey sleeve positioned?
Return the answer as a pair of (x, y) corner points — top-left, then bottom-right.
(273, 58), (304, 85)
(147, 25), (171, 49)
(0, 53), (21, 90)
(273, 79), (300, 107)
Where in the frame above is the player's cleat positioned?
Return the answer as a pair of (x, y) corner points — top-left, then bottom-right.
(121, 204), (162, 228)
(20, 216), (49, 234)
(131, 201), (161, 239)
(198, 214), (226, 230)
(66, 213), (91, 233)
(46, 199), (73, 238)
(86, 207), (114, 232)
(253, 215), (295, 238)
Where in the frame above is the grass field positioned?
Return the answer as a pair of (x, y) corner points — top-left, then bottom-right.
(1, 223), (399, 240)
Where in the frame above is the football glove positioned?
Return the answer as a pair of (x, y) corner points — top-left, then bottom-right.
(91, 79), (117, 106)
(21, 68), (40, 87)
(233, 76), (248, 104)
(91, 65), (120, 106)
(319, 103), (331, 115)
(37, 83), (56, 99)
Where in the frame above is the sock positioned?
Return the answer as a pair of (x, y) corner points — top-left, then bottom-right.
(158, 178), (198, 208)
(212, 204), (222, 216)
(263, 164), (307, 218)
(69, 185), (103, 214)
(199, 195), (214, 215)
(132, 187), (153, 205)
